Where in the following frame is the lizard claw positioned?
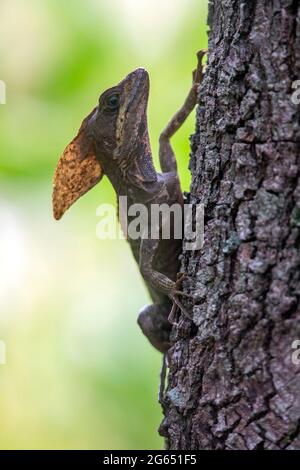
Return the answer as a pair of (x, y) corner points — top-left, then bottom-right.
(173, 272), (192, 297)
(168, 301), (178, 325)
(169, 295), (194, 323)
(167, 272), (194, 324)
(193, 49), (208, 84)
(197, 49), (208, 62)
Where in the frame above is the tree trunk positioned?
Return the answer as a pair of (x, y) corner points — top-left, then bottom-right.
(160, 0), (300, 450)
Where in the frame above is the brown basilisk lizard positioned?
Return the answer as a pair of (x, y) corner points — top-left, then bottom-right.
(52, 50), (206, 359)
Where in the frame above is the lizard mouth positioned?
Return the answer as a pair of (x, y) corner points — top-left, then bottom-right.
(111, 68), (150, 163)
(124, 68), (149, 114)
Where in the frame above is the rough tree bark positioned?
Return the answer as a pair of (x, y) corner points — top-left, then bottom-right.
(160, 0), (300, 450)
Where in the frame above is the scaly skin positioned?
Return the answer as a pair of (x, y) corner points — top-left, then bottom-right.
(52, 51), (207, 355)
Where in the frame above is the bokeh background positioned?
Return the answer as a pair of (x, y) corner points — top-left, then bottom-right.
(0, 0), (207, 449)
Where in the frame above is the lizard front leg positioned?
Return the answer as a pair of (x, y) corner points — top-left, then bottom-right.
(159, 49), (207, 173)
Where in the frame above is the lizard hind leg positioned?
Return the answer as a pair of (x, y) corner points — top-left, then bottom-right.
(137, 303), (171, 354)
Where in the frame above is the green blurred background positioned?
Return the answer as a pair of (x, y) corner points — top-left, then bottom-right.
(0, 0), (207, 449)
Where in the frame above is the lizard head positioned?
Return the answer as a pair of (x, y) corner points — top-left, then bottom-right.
(53, 68), (153, 220)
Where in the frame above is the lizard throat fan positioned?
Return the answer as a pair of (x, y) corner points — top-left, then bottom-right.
(52, 120), (103, 220)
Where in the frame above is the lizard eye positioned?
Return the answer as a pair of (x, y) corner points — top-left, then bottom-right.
(106, 94), (120, 111)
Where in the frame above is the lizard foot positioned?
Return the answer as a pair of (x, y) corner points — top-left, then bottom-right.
(168, 273), (194, 324)
(172, 273), (193, 298)
(192, 49), (208, 86)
